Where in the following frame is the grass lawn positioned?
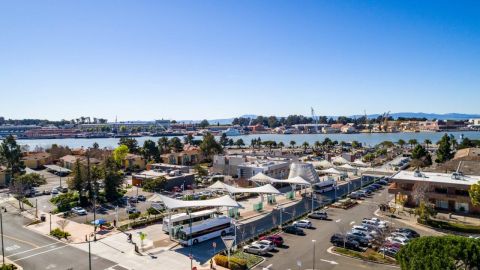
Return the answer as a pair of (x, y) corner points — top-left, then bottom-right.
(231, 251), (263, 268)
(333, 247), (397, 265)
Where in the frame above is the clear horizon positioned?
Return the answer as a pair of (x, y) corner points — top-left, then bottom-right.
(1, 1), (480, 121)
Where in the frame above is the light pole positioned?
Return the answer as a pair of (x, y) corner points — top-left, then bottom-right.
(312, 239), (316, 270)
(1, 207), (5, 266)
(86, 234), (92, 270)
(49, 213), (52, 233)
(93, 194), (97, 241)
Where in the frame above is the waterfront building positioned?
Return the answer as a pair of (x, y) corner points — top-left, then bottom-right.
(24, 127), (79, 139)
(0, 125), (40, 138)
(388, 170), (480, 214)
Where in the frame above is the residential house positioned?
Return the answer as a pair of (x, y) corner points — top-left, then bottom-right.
(22, 152), (52, 169)
(59, 155), (101, 170)
(161, 145), (201, 166)
(123, 154), (146, 170)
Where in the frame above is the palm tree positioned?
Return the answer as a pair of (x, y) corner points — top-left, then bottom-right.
(302, 141), (309, 151)
(314, 140), (321, 150)
(424, 139), (432, 150)
(408, 139), (418, 149)
(397, 139), (406, 149)
(278, 141), (285, 150)
(290, 140), (296, 148)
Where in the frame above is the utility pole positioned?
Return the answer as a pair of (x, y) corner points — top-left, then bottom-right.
(86, 234), (92, 270)
(49, 213), (52, 233)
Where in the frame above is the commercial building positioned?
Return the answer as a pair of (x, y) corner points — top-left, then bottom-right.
(388, 170), (480, 214)
(237, 159), (290, 180)
(132, 170), (194, 191)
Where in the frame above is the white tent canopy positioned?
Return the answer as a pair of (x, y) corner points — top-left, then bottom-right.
(309, 160), (333, 169)
(352, 159), (369, 167)
(208, 181), (281, 195)
(332, 156), (350, 165)
(320, 168), (343, 175)
(338, 164), (356, 170)
(249, 173), (311, 186)
(158, 194), (241, 210)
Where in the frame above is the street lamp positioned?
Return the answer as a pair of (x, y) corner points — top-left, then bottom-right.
(312, 239), (316, 270)
(85, 234), (93, 270)
(1, 207), (5, 266)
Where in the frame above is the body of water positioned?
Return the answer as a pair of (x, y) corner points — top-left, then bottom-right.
(16, 131), (480, 149)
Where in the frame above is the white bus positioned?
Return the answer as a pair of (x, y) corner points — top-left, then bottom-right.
(162, 209), (218, 233)
(175, 216), (234, 246)
(313, 178), (336, 193)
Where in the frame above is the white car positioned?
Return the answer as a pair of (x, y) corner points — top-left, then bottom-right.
(349, 230), (374, 241)
(386, 236), (409, 245)
(391, 232), (411, 239)
(71, 207), (87, 215)
(352, 225), (377, 236)
(293, 219), (312, 228)
(243, 244), (269, 255)
(51, 188), (59, 194)
(370, 217), (388, 226)
(253, 240), (275, 251)
(362, 219), (387, 229)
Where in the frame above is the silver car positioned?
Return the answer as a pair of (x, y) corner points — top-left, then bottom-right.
(243, 244), (269, 255)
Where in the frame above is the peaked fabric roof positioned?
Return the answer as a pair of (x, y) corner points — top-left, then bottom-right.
(339, 164), (355, 170)
(320, 168), (343, 175)
(208, 181), (281, 194)
(249, 172), (278, 182)
(249, 173), (311, 186)
(332, 156), (349, 164)
(158, 194), (241, 210)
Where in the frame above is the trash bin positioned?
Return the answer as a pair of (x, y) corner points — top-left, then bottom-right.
(40, 214), (46, 222)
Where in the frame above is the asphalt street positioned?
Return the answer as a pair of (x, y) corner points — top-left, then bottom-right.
(2, 212), (118, 270)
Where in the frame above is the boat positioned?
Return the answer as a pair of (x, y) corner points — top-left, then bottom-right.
(223, 128), (242, 136)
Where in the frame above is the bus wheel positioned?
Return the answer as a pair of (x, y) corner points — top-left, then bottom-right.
(221, 230), (226, 236)
(193, 239), (199, 244)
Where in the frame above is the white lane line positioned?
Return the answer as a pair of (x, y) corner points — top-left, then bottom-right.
(7, 242), (59, 257)
(349, 221), (355, 225)
(13, 245), (68, 262)
(320, 259), (338, 265)
(335, 219), (341, 223)
(263, 263), (273, 269)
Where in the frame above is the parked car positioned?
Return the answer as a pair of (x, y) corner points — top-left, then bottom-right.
(259, 235), (284, 247)
(51, 188), (59, 195)
(72, 207), (87, 215)
(308, 210), (328, 220)
(395, 228), (420, 238)
(283, 225), (305, 235)
(386, 236), (410, 246)
(377, 180), (388, 185)
(293, 219), (312, 228)
(379, 247), (398, 258)
(43, 190), (51, 195)
(348, 192), (363, 199)
(253, 240), (275, 251)
(348, 230), (373, 241)
(137, 195), (147, 201)
(243, 244), (269, 255)
(330, 235), (360, 250)
(371, 184), (383, 189)
(352, 225), (377, 236)
(362, 219), (387, 229)
(331, 233), (369, 248)
(126, 207), (140, 214)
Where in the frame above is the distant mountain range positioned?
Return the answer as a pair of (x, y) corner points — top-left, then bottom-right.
(178, 112), (480, 125)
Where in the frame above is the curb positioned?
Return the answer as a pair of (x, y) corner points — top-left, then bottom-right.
(327, 246), (400, 268)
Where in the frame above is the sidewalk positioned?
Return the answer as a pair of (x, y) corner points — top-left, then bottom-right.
(374, 208), (445, 236)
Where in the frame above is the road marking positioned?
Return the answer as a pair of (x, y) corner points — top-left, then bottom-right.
(7, 242), (59, 257)
(349, 221), (355, 225)
(320, 259), (338, 265)
(5, 244), (21, 252)
(4, 234), (40, 248)
(262, 264), (273, 269)
(13, 244), (67, 262)
(335, 219), (341, 223)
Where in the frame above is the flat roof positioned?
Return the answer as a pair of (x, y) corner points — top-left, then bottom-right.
(392, 170), (480, 186)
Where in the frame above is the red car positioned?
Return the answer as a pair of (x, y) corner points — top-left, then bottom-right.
(384, 241), (402, 250)
(259, 235), (284, 247)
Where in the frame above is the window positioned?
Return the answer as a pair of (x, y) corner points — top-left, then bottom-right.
(455, 202), (469, 213)
(435, 200), (448, 209)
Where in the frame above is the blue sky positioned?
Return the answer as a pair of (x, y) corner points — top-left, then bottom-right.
(1, 1), (479, 121)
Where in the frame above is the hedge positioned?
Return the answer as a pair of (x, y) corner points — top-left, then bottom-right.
(50, 228), (71, 240)
(214, 255), (247, 270)
(420, 219), (480, 234)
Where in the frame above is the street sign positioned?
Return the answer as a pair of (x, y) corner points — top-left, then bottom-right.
(221, 235), (235, 250)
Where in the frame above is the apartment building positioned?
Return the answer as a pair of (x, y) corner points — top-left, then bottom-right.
(388, 170), (480, 214)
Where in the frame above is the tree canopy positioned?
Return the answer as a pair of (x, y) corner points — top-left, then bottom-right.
(397, 236), (480, 270)
(0, 135), (24, 175)
(199, 133), (223, 159)
(436, 133), (454, 163)
(469, 181), (480, 207)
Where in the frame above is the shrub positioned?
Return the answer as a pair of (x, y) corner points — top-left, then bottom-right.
(129, 212), (141, 220)
(213, 255), (247, 270)
(50, 228), (71, 240)
(0, 264), (17, 270)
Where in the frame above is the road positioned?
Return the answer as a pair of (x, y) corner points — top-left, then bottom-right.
(2, 212), (119, 270)
(252, 188), (432, 270)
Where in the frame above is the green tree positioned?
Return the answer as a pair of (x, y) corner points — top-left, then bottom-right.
(397, 139), (406, 148)
(302, 141), (309, 151)
(141, 139), (160, 162)
(351, 140), (361, 149)
(408, 139), (418, 149)
(314, 140), (322, 150)
(469, 181), (480, 207)
(113, 145), (129, 166)
(199, 119), (210, 128)
(424, 139), (432, 150)
(219, 133), (228, 147)
(119, 137), (139, 154)
(278, 141), (285, 150)
(183, 134), (194, 145)
(234, 139), (245, 148)
(158, 137), (170, 154)
(379, 140), (394, 148)
(142, 176), (167, 192)
(0, 135), (24, 175)
(267, 116), (278, 128)
(119, 125), (127, 133)
(194, 164), (208, 177)
(199, 133), (223, 161)
(436, 133), (454, 163)
(289, 140), (296, 148)
(411, 145), (432, 167)
(397, 236), (480, 270)
(104, 157), (123, 201)
(68, 159), (84, 192)
(169, 137), (183, 152)
(414, 201), (437, 223)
